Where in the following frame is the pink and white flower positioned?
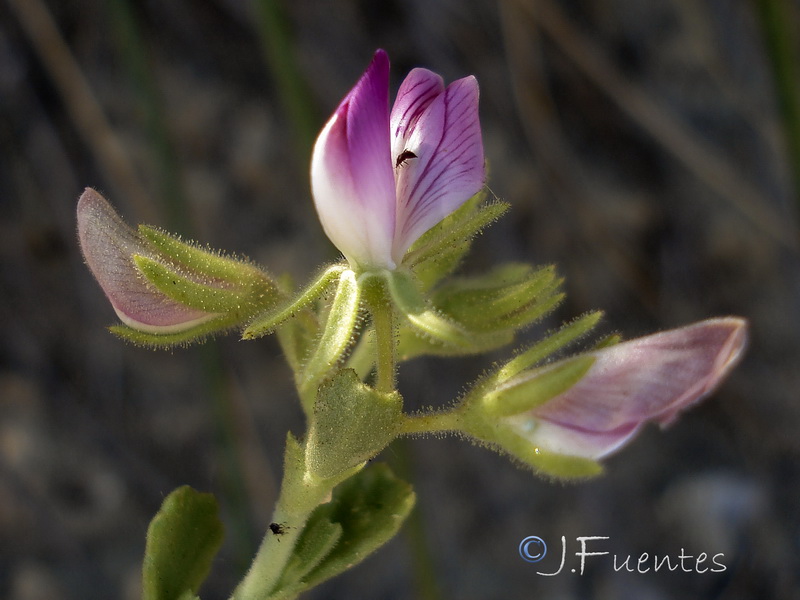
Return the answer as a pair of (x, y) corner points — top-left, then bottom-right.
(311, 49), (485, 270)
(76, 188), (217, 333)
(503, 318), (748, 459)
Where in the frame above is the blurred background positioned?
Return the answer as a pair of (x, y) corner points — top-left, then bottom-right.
(2, 0), (800, 598)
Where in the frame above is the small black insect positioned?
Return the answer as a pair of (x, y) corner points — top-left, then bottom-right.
(395, 150), (417, 168)
(269, 522), (287, 536)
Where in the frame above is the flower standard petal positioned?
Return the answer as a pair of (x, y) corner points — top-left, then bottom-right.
(390, 68), (444, 160)
(392, 75), (485, 263)
(503, 318), (748, 459)
(311, 50), (397, 269)
(77, 188), (216, 333)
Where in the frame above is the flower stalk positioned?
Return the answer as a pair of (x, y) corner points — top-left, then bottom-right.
(361, 274), (397, 394)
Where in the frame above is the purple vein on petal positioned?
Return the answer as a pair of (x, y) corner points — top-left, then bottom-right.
(393, 76), (484, 259)
(391, 68), (444, 158)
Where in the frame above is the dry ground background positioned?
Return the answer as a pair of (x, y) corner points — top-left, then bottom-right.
(2, 0), (800, 599)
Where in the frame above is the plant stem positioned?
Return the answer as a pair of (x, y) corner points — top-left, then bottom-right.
(231, 506), (309, 600)
(369, 279), (396, 394)
(400, 410), (463, 435)
(361, 276), (397, 393)
(231, 445), (330, 600)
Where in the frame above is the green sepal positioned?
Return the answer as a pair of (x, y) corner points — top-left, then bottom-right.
(242, 265), (345, 340)
(462, 417), (602, 479)
(344, 327), (377, 379)
(300, 269), (361, 394)
(492, 311), (603, 385)
(396, 324), (514, 360)
(482, 355), (596, 417)
(408, 239), (471, 293)
(385, 270), (471, 349)
(431, 263), (564, 333)
(404, 194), (509, 289)
(271, 464), (415, 597)
(109, 313), (243, 348)
(139, 225), (267, 284)
(593, 333), (622, 349)
(271, 273), (319, 374)
(275, 309), (320, 376)
(133, 255), (275, 315)
(141, 486), (224, 600)
(494, 428), (603, 478)
(306, 369), (403, 479)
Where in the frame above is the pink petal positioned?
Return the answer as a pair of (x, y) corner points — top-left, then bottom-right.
(506, 318), (748, 459)
(310, 50), (397, 269)
(77, 188), (216, 333)
(392, 75), (485, 262)
(390, 68), (444, 160)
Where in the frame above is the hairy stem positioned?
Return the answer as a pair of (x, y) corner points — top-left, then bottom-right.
(365, 276), (397, 393)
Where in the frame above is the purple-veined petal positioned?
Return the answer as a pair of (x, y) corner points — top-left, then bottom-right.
(311, 50), (397, 269)
(392, 75), (485, 263)
(77, 188), (217, 333)
(390, 68), (444, 161)
(505, 318), (748, 459)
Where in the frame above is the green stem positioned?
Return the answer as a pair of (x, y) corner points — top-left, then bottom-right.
(365, 276), (396, 393)
(231, 506), (309, 600)
(400, 410), (463, 435)
(231, 444), (331, 600)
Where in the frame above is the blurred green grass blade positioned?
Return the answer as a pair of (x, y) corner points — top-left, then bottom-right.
(755, 0), (800, 211)
(253, 0), (319, 157)
(107, 0), (189, 233)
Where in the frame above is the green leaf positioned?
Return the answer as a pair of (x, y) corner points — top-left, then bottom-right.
(306, 369), (403, 479)
(142, 486), (224, 600)
(273, 519), (342, 593)
(273, 464), (415, 597)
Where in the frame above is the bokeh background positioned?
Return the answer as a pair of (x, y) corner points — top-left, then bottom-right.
(2, 0), (800, 598)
